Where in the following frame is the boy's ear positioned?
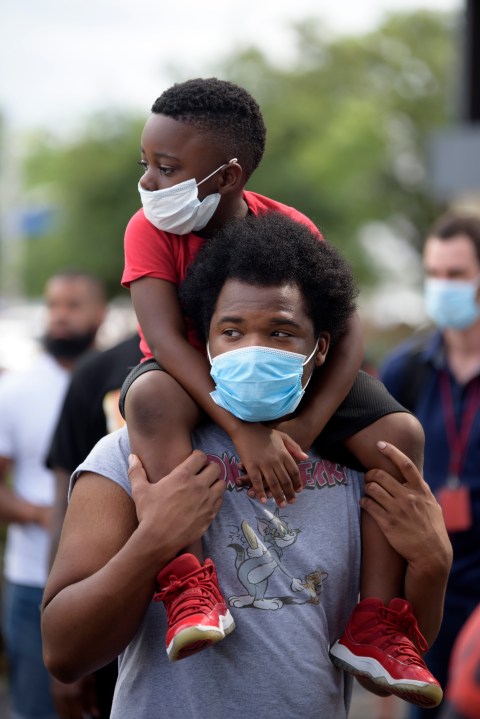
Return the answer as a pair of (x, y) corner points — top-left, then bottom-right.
(218, 160), (244, 194)
(314, 333), (330, 367)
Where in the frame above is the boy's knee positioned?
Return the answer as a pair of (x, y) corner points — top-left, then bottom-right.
(376, 412), (425, 470)
(345, 411), (425, 475)
(124, 371), (198, 437)
(125, 371), (175, 433)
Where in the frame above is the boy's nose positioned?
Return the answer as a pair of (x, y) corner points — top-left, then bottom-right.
(139, 170), (161, 192)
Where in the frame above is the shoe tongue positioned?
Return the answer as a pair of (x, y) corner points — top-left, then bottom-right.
(388, 598), (411, 614)
(360, 597), (385, 610)
(157, 553), (202, 582)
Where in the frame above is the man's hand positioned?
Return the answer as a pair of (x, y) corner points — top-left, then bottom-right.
(231, 424), (307, 507)
(360, 441), (452, 572)
(128, 450), (226, 556)
(51, 674), (99, 719)
(32, 504), (53, 531)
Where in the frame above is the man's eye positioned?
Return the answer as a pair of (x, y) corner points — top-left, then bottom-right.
(223, 329), (241, 337)
(272, 330), (292, 337)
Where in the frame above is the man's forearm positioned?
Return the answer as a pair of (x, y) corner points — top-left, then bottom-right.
(0, 484), (48, 526)
(405, 553), (452, 649)
(42, 522), (173, 682)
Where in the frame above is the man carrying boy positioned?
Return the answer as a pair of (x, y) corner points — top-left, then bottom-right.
(42, 213), (451, 718)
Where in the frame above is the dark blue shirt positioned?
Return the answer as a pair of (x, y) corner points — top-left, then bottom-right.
(381, 331), (480, 609)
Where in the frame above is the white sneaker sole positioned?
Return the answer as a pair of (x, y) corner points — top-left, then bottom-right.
(167, 609), (236, 662)
(329, 641), (443, 708)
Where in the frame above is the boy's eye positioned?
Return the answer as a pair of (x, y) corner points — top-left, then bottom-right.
(272, 330), (292, 338)
(136, 161), (174, 176)
(223, 329), (241, 337)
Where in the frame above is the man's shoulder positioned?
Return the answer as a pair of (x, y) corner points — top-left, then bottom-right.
(68, 336), (142, 400)
(380, 329), (439, 407)
(382, 329), (438, 371)
(0, 353), (56, 392)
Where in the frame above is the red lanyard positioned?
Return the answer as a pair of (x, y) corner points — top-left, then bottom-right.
(439, 370), (480, 481)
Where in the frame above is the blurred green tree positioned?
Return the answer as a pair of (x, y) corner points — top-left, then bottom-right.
(19, 9), (456, 296)
(21, 113), (143, 297)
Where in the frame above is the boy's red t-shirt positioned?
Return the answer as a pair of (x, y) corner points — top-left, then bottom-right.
(122, 191), (322, 360)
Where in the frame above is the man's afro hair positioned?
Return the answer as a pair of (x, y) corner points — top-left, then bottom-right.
(180, 211), (358, 347)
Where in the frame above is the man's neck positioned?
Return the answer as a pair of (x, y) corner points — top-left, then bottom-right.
(443, 320), (480, 383)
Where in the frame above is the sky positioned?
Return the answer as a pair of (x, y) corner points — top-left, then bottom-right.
(0, 0), (461, 136)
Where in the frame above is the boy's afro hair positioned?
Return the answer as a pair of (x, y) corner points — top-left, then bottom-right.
(151, 78), (266, 179)
(180, 211), (358, 347)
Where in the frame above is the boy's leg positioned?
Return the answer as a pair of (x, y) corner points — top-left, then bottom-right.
(321, 374), (442, 707)
(122, 360), (201, 486)
(345, 411), (423, 603)
(120, 362), (235, 661)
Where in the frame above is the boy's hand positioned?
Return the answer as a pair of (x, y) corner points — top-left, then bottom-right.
(231, 424), (307, 507)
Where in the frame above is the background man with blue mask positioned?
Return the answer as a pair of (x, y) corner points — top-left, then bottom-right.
(381, 212), (480, 719)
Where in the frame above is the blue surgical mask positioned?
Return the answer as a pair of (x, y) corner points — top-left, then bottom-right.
(138, 158), (238, 235)
(208, 344), (318, 422)
(424, 278), (480, 330)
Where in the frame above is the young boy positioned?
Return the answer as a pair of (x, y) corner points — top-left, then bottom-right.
(119, 78), (437, 703)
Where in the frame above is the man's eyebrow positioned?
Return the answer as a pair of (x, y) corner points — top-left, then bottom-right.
(270, 317), (302, 329)
(217, 315), (244, 324)
(216, 315), (302, 329)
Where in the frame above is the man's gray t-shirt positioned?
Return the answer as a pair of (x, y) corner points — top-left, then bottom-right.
(72, 424), (363, 719)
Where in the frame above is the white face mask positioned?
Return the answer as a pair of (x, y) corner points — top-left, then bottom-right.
(138, 158), (238, 235)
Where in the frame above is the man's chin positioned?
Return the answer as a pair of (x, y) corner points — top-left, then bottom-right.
(42, 330), (97, 360)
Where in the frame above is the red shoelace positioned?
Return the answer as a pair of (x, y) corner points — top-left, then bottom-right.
(372, 603), (428, 665)
(153, 562), (222, 626)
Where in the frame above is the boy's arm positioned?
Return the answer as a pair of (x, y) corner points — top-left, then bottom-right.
(274, 313), (364, 450)
(130, 277), (306, 505)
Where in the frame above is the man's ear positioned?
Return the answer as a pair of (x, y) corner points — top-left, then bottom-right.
(314, 333), (330, 367)
(218, 160), (244, 195)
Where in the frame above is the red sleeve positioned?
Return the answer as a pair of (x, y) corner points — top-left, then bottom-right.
(122, 210), (177, 288)
(243, 191), (323, 241)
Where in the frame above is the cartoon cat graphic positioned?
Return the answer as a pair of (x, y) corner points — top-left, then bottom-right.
(228, 505), (327, 610)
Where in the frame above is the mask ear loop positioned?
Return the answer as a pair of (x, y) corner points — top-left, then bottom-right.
(302, 341), (319, 367)
(206, 341), (214, 365)
(301, 341), (320, 391)
(196, 158), (238, 188)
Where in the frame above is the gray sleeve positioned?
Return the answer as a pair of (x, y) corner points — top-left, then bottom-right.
(69, 426), (132, 499)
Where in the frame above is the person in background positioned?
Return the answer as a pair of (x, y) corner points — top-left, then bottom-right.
(45, 332), (142, 719)
(438, 603), (480, 719)
(381, 213), (480, 719)
(0, 269), (106, 719)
